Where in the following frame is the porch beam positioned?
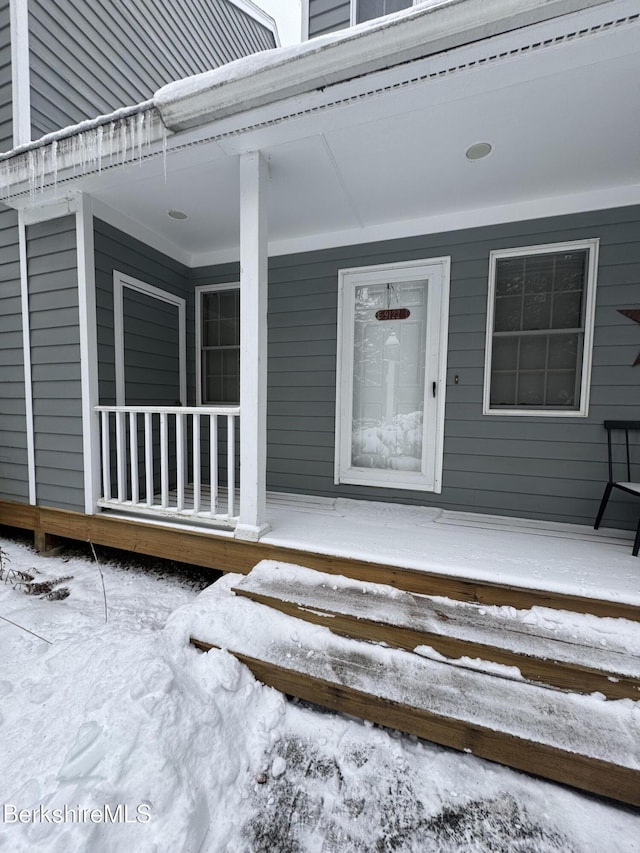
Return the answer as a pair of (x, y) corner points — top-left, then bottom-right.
(235, 151), (270, 541)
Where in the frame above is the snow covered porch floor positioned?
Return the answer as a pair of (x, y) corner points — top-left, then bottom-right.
(259, 494), (640, 616)
(2, 493), (639, 620)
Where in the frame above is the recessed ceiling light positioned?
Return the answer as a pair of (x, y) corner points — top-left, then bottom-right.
(168, 209), (188, 220)
(465, 142), (493, 161)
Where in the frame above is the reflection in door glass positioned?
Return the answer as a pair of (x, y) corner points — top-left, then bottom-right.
(351, 280), (427, 471)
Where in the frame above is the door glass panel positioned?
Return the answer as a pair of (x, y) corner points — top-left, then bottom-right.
(351, 279), (427, 472)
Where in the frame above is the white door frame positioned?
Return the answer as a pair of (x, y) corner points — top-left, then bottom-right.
(335, 256), (450, 493)
(113, 271), (187, 406)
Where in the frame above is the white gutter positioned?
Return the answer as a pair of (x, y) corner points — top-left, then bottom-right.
(155, 0), (613, 131)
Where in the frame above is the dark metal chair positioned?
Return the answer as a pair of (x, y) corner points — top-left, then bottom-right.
(594, 420), (640, 556)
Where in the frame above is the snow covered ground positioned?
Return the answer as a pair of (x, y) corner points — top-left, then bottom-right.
(0, 532), (638, 852)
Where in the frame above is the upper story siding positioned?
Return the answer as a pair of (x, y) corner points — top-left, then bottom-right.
(29, 0), (276, 139)
(0, 0), (11, 149)
(308, 0), (350, 37)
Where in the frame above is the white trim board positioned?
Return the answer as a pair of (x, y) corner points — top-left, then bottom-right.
(18, 212), (35, 504)
(226, 0), (280, 45)
(113, 272), (187, 407)
(9, 0), (30, 147)
(76, 194), (101, 514)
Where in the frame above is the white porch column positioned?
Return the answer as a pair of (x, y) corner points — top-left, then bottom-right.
(235, 151), (270, 541)
(75, 194), (101, 514)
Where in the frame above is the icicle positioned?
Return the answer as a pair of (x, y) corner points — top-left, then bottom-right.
(137, 112), (145, 164)
(38, 146), (45, 192)
(28, 150), (36, 198)
(120, 120), (127, 165)
(162, 124), (168, 183)
(128, 115), (135, 163)
(108, 122), (115, 166)
(75, 132), (85, 177)
(85, 128), (94, 173)
(96, 125), (103, 173)
(51, 139), (58, 190)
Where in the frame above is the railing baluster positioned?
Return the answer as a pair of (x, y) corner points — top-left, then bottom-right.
(96, 405), (239, 527)
(227, 413), (235, 518)
(116, 410), (127, 502)
(101, 410), (111, 502)
(210, 414), (218, 516)
(129, 411), (139, 504)
(192, 413), (201, 515)
(176, 411), (185, 511)
(145, 412), (153, 506)
(160, 412), (168, 509)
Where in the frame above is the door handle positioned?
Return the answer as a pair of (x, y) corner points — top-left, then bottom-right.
(432, 381), (436, 398)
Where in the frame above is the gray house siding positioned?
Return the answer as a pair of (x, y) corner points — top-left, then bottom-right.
(0, 3), (25, 503)
(15, 204), (636, 529)
(0, 206), (27, 503)
(29, 0), (276, 139)
(308, 0), (350, 37)
(0, 0), (11, 151)
(94, 219), (192, 405)
(26, 215), (85, 511)
(122, 288), (182, 405)
(260, 205), (640, 528)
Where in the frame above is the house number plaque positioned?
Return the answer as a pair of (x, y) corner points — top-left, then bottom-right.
(375, 308), (411, 321)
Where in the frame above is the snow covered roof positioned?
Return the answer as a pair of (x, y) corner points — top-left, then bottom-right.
(0, 0), (611, 169)
(0, 0), (636, 266)
(156, 0), (611, 130)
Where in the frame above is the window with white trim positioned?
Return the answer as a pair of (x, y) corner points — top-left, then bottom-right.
(353, 0), (412, 24)
(197, 285), (240, 405)
(483, 239), (599, 417)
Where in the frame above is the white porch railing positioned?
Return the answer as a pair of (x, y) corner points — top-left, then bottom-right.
(95, 405), (240, 527)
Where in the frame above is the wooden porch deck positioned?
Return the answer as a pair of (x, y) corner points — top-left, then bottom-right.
(2, 495), (639, 804)
(1, 496), (639, 621)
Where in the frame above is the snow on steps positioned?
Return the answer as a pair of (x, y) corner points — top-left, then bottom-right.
(232, 562), (640, 702)
(189, 566), (640, 808)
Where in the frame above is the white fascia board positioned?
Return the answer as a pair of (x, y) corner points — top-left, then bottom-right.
(226, 0), (280, 45)
(154, 0), (612, 132)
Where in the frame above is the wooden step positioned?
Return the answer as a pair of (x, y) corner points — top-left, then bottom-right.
(189, 575), (640, 808)
(232, 562), (640, 701)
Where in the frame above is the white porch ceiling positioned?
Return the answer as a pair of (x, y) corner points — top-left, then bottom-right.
(27, 4), (640, 265)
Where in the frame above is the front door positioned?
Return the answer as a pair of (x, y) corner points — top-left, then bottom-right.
(335, 258), (449, 492)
